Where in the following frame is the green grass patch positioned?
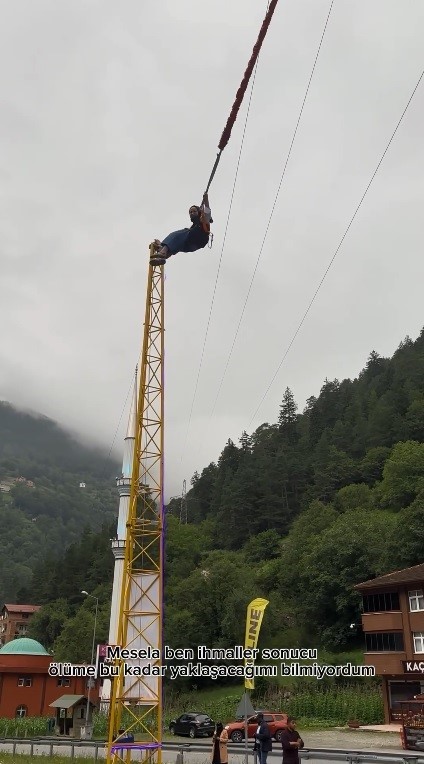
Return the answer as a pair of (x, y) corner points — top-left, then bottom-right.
(166, 683), (245, 706)
(264, 686), (383, 726)
(0, 716), (52, 737)
(294, 718), (342, 729)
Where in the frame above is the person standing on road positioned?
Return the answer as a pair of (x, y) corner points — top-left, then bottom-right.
(280, 717), (304, 764)
(255, 713), (273, 764)
(212, 721), (229, 764)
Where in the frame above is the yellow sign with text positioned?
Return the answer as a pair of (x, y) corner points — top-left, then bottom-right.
(244, 597), (269, 690)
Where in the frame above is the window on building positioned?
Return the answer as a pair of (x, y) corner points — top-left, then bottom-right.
(365, 632), (404, 652)
(17, 676), (32, 687)
(413, 632), (424, 653)
(362, 592), (400, 613)
(16, 705), (28, 718)
(409, 590), (424, 612)
(389, 681), (422, 712)
(57, 678), (70, 687)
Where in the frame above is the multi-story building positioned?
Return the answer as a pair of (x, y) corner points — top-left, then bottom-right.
(0, 604), (41, 646)
(355, 562), (424, 723)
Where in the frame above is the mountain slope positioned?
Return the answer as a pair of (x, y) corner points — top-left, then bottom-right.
(0, 401), (120, 604)
(7, 328), (424, 664)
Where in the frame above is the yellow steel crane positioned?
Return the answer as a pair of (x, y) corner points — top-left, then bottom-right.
(106, 245), (165, 764)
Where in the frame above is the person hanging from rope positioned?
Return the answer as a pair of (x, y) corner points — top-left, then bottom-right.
(150, 193), (213, 265)
(148, 0), (279, 267)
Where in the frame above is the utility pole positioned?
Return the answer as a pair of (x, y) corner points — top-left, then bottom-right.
(81, 590), (98, 725)
(179, 479), (188, 524)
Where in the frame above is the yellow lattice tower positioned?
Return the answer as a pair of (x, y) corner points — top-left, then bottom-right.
(106, 246), (164, 764)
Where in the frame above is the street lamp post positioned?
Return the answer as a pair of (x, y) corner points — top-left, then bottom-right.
(81, 590), (99, 725)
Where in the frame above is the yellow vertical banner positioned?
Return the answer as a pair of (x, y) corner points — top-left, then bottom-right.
(244, 597), (269, 690)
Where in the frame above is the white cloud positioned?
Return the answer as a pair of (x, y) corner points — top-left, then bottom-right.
(0, 0), (423, 499)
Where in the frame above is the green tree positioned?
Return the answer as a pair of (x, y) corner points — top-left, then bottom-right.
(380, 441), (424, 509)
(383, 491), (424, 569)
(278, 388), (299, 444)
(243, 530), (282, 564)
(213, 465), (261, 548)
(188, 463), (218, 521)
(166, 550), (257, 652)
(291, 509), (397, 647)
(403, 398), (424, 441)
(239, 431), (252, 453)
(359, 446), (391, 483)
(165, 515), (211, 579)
(29, 599), (71, 649)
(334, 484), (374, 513)
(53, 600), (110, 663)
(311, 434), (356, 501)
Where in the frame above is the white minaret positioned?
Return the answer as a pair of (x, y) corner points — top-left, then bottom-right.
(101, 375), (137, 707)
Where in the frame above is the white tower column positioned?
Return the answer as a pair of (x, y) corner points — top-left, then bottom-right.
(101, 377), (137, 708)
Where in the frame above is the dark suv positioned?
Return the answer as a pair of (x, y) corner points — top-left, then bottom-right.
(169, 712), (215, 738)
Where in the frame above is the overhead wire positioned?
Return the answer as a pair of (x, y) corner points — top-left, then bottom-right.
(210, 0), (335, 417)
(180, 4), (270, 463)
(104, 368), (136, 468)
(83, 368), (135, 521)
(247, 66), (424, 430)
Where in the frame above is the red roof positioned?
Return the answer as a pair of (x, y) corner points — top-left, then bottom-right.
(354, 562), (424, 590)
(3, 604), (41, 614)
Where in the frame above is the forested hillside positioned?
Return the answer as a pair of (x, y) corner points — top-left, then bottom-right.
(13, 330), (424, 671)
(0, 402), (120, 604)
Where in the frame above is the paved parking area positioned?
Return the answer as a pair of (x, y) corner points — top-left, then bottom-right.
(296, 728), (402, 752)
(171, 727), (404, 754)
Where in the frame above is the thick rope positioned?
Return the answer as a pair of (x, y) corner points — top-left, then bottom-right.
(205, 0), (279, 194)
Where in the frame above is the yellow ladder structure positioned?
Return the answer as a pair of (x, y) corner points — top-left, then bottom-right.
(106, 245), (165, 764)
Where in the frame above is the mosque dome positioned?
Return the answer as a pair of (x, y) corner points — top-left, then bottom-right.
(0, 637), (49, 655)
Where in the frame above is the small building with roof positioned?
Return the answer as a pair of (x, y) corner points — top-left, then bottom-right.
(50, 694), (96, 737)
(0, 637), (99, 720)
(355, 562), (424, 723)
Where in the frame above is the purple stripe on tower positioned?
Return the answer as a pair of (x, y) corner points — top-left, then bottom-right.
(161, 274), (165, 735)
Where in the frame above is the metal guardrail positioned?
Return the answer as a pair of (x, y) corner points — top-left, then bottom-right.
(0, 738), (423, 763)
(299, 751), (424, 764)
(168, 743), (424, 762)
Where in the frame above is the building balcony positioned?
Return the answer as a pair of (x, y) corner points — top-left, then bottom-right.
(409, 611), (424, 631)
(362, 611), (403, 631)
(363, 652), (406, 675)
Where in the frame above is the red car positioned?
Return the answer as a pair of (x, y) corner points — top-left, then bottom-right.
(225, 712), (288, 743)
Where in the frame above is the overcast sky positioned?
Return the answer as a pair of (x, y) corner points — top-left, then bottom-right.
(0, 0), (423, 500)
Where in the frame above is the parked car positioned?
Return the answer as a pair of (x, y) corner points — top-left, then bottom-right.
(169, 712), (215, 738)
(225, 712), (288, 743)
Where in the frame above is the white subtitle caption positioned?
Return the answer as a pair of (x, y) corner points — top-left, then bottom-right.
(47, 646), (375, 680)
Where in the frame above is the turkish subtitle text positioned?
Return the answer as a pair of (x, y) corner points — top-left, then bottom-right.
(47, 645), (375, 679)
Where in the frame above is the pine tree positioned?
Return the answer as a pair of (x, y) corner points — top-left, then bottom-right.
(190, 471), (200, 487)
(278, 388), (298, 443)
(239, 431), (252, 452)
